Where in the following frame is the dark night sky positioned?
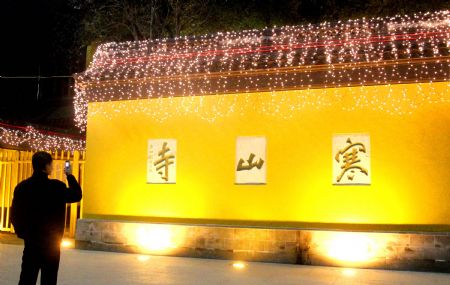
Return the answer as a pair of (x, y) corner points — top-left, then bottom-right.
(0, 0), (82, 131)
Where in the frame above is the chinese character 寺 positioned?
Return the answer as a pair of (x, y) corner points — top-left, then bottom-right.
(237, 153), (264, 171)
(153, 142), (175, 181)
(335, 138), (368, 182)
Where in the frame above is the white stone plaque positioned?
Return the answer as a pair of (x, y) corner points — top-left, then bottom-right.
(235, 137), (267, 184)
(147, 139), (177, 184)
(332, 134), (371, 185)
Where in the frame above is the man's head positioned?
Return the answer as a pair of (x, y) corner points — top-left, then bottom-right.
(32, 151), (53, 175)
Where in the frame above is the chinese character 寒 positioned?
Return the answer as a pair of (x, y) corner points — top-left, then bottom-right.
(335, 138), (368, 182)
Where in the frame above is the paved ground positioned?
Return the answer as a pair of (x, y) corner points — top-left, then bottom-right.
(1, 243), (450, 285)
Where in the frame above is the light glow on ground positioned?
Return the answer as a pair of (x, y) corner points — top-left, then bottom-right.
(137, 255), (151, 262)
(60, 239), (74, 248)
(326, 233), (376, 262)
(342, 268), (357, 277)
(135, 226), (174, 251)
(232, 261), (246, 270)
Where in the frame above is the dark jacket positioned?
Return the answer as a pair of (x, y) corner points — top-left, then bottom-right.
(10, 172), (82, 242)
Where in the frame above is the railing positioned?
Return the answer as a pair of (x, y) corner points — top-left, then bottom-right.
(0, 149), (85, 237)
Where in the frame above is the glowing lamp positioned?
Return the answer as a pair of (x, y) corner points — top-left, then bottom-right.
(232, 261), (246, 269)
(60, 239), (74, 248)
(326, 233), (376, 262)
(135, 226), (174, 251)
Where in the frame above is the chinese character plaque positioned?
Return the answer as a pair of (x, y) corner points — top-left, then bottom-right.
(235, 136), (267, 184)
(332, 134), (371, 185)
(147, 139), (177, 184)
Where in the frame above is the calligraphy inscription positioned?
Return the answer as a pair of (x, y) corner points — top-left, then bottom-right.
(237, 153), (265, 171)
(333, 134), (371, 185)
(153, 142), (175, 181)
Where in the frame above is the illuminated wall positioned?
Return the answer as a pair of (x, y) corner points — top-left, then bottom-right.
(83, 82), (450, 227)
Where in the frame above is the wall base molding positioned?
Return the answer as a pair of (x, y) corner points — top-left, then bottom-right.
(75, 219), (450, 272)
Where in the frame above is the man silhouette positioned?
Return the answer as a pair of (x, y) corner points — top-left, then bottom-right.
(11, 151), (82, 285)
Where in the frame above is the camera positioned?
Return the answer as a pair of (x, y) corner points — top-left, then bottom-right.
(64, 160), (71, 174)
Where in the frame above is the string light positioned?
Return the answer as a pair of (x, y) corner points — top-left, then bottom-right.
(74, 10), (450, 130)
(0, 123), (85, 151)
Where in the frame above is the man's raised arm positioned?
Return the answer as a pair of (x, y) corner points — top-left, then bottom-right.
(64, 174), (82, 203)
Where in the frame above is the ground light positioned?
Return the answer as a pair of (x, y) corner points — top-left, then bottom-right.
(135, 226), (175, 251)
(325, 232), (376, 263)
(232, 261), (246, 270)
(60, 239), (74, 248)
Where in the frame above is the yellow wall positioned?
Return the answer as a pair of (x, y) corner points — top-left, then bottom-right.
(83, 82), (450, 227)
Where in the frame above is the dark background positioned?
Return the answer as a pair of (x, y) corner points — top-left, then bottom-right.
(1, 1), (83, 132)
(1, 0), (449, 133)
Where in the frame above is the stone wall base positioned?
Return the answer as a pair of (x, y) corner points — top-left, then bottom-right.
(75, 219), (450, 272)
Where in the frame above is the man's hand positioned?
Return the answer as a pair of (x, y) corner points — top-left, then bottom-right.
(65, 164), (72, 176)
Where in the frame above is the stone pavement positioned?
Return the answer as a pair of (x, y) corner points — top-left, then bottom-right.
(1, 243), (450, 285)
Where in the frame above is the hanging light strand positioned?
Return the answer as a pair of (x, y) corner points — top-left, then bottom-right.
(0, 123), (85, 151)
(74, 10), (450, 130)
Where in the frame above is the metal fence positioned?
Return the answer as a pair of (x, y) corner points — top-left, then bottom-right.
(0, 149), (85, 237)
